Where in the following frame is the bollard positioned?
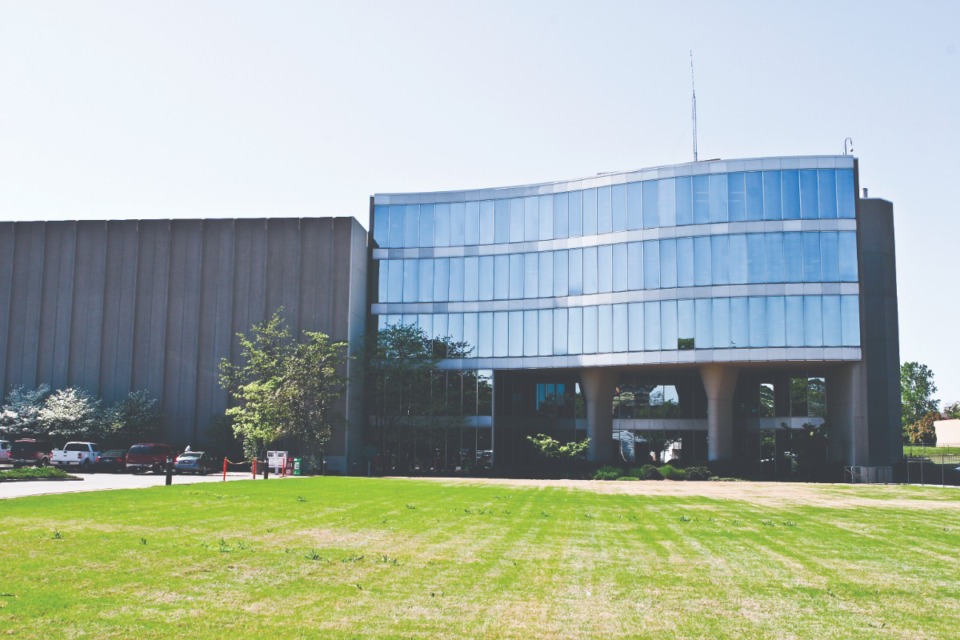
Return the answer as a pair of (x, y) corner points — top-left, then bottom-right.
(222, 457), (227, 482)
(263, 462), (269, 480)
(252, 458), (257, 479)
(165, 457), (173, 486)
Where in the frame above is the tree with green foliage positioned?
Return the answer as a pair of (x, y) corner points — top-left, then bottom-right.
(0, 384), (51, 438)
(904, 410), (938, 445)
(103, 390), (163, 447)
(38, 388), (101, 440)
(901, 362), (939, 441)
(219, 309), (348, 459)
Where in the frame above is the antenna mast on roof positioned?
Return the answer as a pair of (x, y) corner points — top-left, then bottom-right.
(690, 50), (699, 162)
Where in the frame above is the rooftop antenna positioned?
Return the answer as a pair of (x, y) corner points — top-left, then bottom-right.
(690, 51), (699, 162)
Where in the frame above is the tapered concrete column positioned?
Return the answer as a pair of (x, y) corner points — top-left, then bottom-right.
(580, 368), (619, 463)
(699, 364), (739, 464)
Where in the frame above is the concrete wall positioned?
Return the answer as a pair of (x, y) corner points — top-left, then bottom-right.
(0, 218), (367, 472)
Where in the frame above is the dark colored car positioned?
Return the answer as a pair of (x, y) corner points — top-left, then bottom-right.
(174, 451), (219, 475)
(125, 443), (174, 473)
(94, 449), (128, 473)
(11, 439), (54, 467)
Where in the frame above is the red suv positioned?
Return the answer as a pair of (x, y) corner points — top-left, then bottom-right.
(125, 443), (174, 474)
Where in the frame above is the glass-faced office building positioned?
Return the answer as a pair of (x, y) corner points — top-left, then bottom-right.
(370, 156), (901, 476)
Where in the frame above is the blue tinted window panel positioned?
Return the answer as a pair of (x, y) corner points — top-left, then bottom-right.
(539, 195), (554, 240)
(509, 311), (524, 356)
(747, 234), (766, 284)
(748, 296), (767, 347)
(448, 257), (464, 302)
(418, 314), (432, 338)
(553, 309), (568, 355)
(509, 198), (524, 243)
(388, 205), (404, 247)
(464, 257), (479, 301)
(465, 202), (480, 245)
(745, 172), (764, 221)
(569, 190), (583, 237)
(523, 253), (538, 300)
(799, 169), (819, 219)
(524, 310), (538, 357)
(712, 298), (730, 348)
(433, 258), (449, 302)
(627, 182), (643, 230)
(403, 204), (420, 247)
(765, 232), (785, 283)
(612, 243), (627, 292)
(804, 296), (823, 346)
(539, 251), (553, 298)
(730, 297), (749, 349)
(781, 170), (800, 220)
(583, 246), (599, 294)
(660, 239), (677, 289)
(377, 261), (389, 303)
(583, 306), (598, 354)
(727, 173), (746, 222)
(785, 296), (804, 346)
(448, 313), (463, 344)
(494, 200), (510, 244)
(695, 299), (712, 349)
(373, 206), (389, 246)
(598, 186), (613, 234)
(464, 313), (478, 354)
(675, 177), (693, 226)
(434, 204), (451, 247)
(821, 232), (840, 282)
(386, 314), (401, 327)
(539, 309), (554, 356)
(418, 259), (434, 302)
(678, 299), (695, 341)
(644, 302), (660, 351)
(611, 184), (627, 232)
(402, 259), (419, 303)
(418, 205), (434, 248)
(568, 308), (583, 355)
(493, 312), (508, 357)
(659, 178), (677, 227)
(554, 250), (569, 297)
(387, 259), (403, 303)
(509, 254), (524, 299)
(480, 201), (495, 245)
(822, 295), (842, 346)
(709, 174), (728, 223)
(642, 181), (659, 229)
(676, 237), (694, 287)
(613, 304), (629, 353)
(568, 248), (583, 295)
(493, 255), (509, 299)
(767, 296), (786, 347)
(627, 242), (643, 290)
(583, 188), (598, 236)
(710, 234), (747, 284)
(802, 233), (822, 282)
(841, 295), (861, 345)
(433, 314), (448, 340)
(837, 169), (856, 218)
(478, 255), (494, 301)
(598, 305), (613, 353)
(762, 172), (781, 221)
(818, 170), (837, 219)
(784, 233), (804, 283)
(643, 240), (660, 289)
(694, 236), (712, 286)
(598, 245), (613, 293)
(839, 232), (858, 281)
(628, 303), (644, 351)
(450, 203), (466, 246)
(692, 175), (710, 224)
(477, 313), (492, 357)
(553, 193), (568, 239)
(524, 197), (539, 242)
(377, 315), (387, 330)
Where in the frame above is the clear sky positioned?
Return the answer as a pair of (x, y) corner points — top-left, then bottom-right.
(1, 1), (957, 404)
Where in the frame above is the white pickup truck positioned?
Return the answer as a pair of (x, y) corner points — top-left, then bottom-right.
(51, 442), (100, 469)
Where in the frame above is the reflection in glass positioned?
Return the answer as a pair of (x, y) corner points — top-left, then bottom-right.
(434, 258), (449, 302)
(419, 258), (434, 303)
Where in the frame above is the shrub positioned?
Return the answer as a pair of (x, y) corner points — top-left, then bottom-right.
(630, 464), (663, 480)
(615, 476), (638, 481)
(659, 464), (686, 481)
(39, 388), (101, 440)
(685, 466), (712, 481)
(593, 465), (622, 481)
(104, 390), (163, 447)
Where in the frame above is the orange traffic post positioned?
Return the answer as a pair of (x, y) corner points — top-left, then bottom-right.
(252, 457), (257, 479)
(222, 457), (227, 482)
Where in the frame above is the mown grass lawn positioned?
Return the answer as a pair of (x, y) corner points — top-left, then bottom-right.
(1, 478), (959, 639)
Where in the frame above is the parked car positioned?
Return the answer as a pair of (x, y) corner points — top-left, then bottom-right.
(11, 439), (55, 467)
(174, 451), (219, 475)
(0, 439), (10, 463)
(94, 449), (128, 473)
(51, 441), (100, 470)
(125, 443), (174, 474)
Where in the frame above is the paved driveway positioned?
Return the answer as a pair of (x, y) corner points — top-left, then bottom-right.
(0, 469), (268, 500)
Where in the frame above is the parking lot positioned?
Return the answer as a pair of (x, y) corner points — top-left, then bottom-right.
(0, 467), (274, 500)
